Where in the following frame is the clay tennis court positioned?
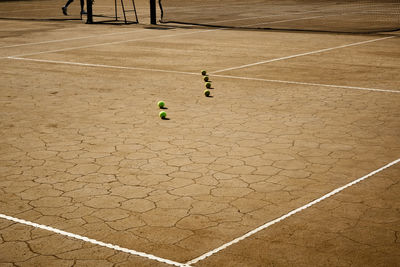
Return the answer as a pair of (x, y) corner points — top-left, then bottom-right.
(1, 0), (399, 266)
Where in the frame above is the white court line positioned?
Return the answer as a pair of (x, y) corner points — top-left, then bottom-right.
(242, 15), (326, 27)
(9, 56), (199, 76)
(7, 28), (217, 58)
(0, 213), (191, 267)
(195, 10), (320, 25)
(162, 1), (266, 11)
(8, 57), (400, 94)
(186, 158), (400, 265)
(212, 74), (400, 94)
(0, 7), (55, 14)
(0, 29), (150, 49)
(212, 36), (396, 73)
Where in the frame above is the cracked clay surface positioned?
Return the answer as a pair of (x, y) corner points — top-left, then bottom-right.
(1, 14), (399, 266)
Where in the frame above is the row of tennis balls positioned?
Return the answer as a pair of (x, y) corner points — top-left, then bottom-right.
(158, 70), (212, 119)
(202, 70), (212, 97)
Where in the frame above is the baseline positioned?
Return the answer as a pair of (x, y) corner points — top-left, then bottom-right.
(186, 158), (400, 265)
(0, 213), (190, 267)
(8, 56), (400, 94)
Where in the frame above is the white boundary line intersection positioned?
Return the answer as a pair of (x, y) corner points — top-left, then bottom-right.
(1, 159), (399, 266)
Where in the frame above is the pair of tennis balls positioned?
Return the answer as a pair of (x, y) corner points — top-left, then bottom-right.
(202, 70), (212, 97)
(158, 101), (167, 119)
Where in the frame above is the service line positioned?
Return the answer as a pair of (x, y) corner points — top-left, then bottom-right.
(212, 73), (400, 94)
(0, 213), (190, 267)
(212, 36), (396, 73)
(0, 29), (151, 49)
(7, 28), (218, 58)
(186, 158), (400, 265)
(8, 56), (400, 94)
(0, 7), (55, 14)
(9, 56), (199, 75)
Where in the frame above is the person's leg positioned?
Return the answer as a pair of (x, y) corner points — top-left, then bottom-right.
(64, 0), (74, 8)
(62, 0), (74, 15)
(80, 0), (86, 14)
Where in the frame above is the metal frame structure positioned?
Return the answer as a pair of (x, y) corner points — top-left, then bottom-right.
(86, 0), (138, 24)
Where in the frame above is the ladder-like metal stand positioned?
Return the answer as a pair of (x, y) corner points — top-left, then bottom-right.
(114, 0), (138, 24)
(86, 0), (138, 24)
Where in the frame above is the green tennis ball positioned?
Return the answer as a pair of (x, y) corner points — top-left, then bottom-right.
(204, 76), (209, 82)
(201, 70), (207, 76)
(205, 82), (211, 89)
(204, 89), (210, 97)
(157, 101), (165, 108)
(159, 111), (167, 119)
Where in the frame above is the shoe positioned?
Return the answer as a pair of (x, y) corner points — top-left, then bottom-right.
(81, 10), (87, 15)
(62, 6), (68, 15)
